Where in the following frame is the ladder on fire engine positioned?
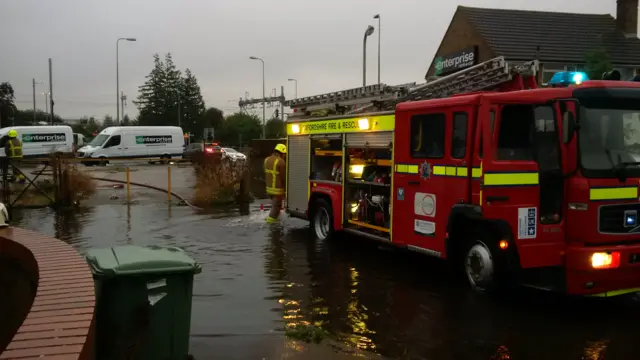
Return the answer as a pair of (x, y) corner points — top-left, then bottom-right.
(285, 56), (539, 117)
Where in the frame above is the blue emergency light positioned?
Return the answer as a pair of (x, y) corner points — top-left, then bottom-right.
(548, 71), (590, 86)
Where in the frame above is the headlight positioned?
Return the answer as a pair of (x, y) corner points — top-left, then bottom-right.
(591, 252), (621, 269)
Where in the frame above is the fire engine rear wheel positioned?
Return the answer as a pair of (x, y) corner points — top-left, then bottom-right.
(464, 241), (495, 291)
(311, 198), (334, 241)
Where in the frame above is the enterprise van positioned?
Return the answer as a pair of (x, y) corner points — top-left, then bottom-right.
(77, 126), (184, 165)
(0, 125), (74, 157)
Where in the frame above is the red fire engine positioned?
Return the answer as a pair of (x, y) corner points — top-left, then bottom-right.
(283, 56), (640, 297)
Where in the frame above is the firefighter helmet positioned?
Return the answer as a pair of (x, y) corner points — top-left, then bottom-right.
(275, 144), (287, 154)
(7, 130), (18, 138)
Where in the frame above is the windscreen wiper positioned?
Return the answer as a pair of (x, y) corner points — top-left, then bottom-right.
(604, 148), (626, 182)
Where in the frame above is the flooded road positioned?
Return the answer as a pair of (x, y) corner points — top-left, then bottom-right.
(12, 200), (640, 360)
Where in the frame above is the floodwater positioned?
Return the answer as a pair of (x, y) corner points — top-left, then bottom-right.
(12, 200), (640, 360)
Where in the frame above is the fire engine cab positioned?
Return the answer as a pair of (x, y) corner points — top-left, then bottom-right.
(283, 56), (640, 297)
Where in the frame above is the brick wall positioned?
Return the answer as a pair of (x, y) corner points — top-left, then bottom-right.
(0, 254), (36, 354)
(617, 0), (639, 37)
(424, 10), (496, 79)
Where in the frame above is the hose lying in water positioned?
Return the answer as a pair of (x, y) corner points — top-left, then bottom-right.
(89, 176), (204, 210)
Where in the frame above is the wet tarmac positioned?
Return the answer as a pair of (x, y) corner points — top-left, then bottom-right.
(10, 166), (640, 360)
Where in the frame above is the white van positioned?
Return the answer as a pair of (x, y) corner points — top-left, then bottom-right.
(0, 125), (74, 158)
(77, 126), (184, 165)
(73, 133), (86, 152)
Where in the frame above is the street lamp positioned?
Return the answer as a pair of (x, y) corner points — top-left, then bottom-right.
(117, 37), (136, 126)
(373, 14), (381, 84)
(287, 78), (298, 99)
(363, 25), (375, 87)
(249, 56), (266, 139)
(42, 92), (50, 123)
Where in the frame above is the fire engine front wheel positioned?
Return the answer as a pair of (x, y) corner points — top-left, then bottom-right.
(464, 241), (495, 291)
(311, 198), (334, 241)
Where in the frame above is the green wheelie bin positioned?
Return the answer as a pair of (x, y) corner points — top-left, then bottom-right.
(85, 245), (202, 360)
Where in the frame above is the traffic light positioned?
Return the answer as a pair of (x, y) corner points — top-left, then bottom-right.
(602, 70), (621, 81)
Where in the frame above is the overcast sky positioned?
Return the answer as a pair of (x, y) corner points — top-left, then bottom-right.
(1, 0), (617, 120)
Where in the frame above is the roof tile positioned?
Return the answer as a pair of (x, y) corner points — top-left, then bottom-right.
(459, 6), (640, 65)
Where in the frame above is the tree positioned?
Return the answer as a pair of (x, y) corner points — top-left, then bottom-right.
(265, 118), (285, 138)
(179, 68), (206, 136)
(0, 82), (16, 127)
(164, 53), (183, 128)
(584, 44), (612, 80)
(103, 115), (115, 128)
(202, 107), (224, 138)
(135, 53), (206, 129)
(122, 114), (131, 126)
(136, 54), (168, 126)
(218, 112), (262, 146)
(71, 116), (100, 138)
(12, 109), (63, 126)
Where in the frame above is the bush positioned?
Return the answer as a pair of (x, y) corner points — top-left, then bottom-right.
(285, 324), (329, 344)
(63, 165), (96, 202)
(191, 153), (248, 207)
(48, 155), (96, 204)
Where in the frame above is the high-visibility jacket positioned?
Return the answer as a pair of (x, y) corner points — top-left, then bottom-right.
(5, 138), (23, 158)
(264, 154), (285, 196)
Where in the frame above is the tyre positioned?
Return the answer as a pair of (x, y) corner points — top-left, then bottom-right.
(98, 157), (108, 166)
(464, 240), (496, 292)
(310, 198), (335, 241)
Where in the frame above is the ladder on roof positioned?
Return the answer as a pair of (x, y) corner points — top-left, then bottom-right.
(286, 56), (539, 117)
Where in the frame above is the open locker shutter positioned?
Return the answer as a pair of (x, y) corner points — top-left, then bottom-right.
(345, 132), (393, 148)
(286, 135), (310, 214)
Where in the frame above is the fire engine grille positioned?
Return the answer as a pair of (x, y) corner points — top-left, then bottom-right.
(286, 135), (310, 214)
(598, 203), (640, 234)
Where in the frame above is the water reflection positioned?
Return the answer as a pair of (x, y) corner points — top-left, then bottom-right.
(12, 204), (640, 360)
(265, 229), (640, 360)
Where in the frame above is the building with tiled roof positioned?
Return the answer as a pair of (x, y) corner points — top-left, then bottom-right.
(425, 0), (640, 84)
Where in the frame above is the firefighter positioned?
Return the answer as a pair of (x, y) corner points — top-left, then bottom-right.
(1, 130), (24, 183)
(264, 143), (287, 224)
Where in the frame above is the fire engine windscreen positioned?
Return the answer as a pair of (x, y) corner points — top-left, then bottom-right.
(578, 101), (640, 179)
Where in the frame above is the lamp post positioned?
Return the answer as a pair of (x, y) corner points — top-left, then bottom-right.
(42, 92), (50, 123)
(249, 56), (266, 139)
(363, 25), (375, 87)
(117, 37), (136, 125)
(373, 14), (381, 84)
(287, 78), (298, 99)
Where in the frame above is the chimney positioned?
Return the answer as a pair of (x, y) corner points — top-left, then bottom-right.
(617, 0), (639, 38)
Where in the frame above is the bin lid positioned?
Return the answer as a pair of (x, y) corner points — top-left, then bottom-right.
(85, 245), (202, 278)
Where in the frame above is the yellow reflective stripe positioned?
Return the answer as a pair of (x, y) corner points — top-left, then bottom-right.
(8, 140), (22, 158)
(588, 287), (640, 297)
(589, 187), (638, 201)
(484, 172), (539, 186)
(265, 157), (281, 193)
(432, 165), (445, 176)
(395, 164), (418, 174)
(395, 164), (481, 177)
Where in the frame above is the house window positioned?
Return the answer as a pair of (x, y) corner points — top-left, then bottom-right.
(614, 67), (635, 80)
